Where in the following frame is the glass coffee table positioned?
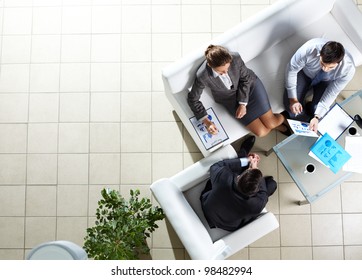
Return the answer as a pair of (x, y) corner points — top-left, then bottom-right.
(271, 90), (362, 204)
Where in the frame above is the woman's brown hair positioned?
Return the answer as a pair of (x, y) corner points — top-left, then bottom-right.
(205, 45), (233, 68)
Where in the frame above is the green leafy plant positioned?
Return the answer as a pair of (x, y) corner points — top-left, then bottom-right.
(84, 188), (165, 260)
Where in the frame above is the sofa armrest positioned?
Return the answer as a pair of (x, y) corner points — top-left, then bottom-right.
(332, 0), (362, 66)
(170, 145), (237, 192)
(150, 178), (227, 260)
(221, 212), (279, 257)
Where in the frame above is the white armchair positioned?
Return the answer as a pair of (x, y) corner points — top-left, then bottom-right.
(150, 145), (279, 260)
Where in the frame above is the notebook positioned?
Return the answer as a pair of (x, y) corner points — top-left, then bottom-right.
(318, 103), (354, 140)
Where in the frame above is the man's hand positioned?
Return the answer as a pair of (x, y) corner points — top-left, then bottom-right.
(289, 99), (303, 115)
(309, 117), (319, 133)
(203, 118), (218, 135)
(248, 153), (260, 169)
(236, 104), (247, 119)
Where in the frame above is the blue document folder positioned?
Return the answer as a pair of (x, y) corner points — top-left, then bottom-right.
(310, 133), (351, 174)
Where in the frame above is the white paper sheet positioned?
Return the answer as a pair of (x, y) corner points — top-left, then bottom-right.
(343, 136), (362, 173)
(318, 104), (353, 140)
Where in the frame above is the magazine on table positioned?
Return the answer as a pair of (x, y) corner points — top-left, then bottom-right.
(189, 107), (229, 150)
(309, 133), (351, 174)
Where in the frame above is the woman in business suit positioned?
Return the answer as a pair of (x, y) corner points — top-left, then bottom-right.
(187, 45), (289, 137)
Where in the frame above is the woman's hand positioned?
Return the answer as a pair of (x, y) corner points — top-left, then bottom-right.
(236, 104), (247, 119)
(203, 118), (218, 135)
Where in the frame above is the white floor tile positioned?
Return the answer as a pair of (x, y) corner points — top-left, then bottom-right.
(29, 94), (59, 123)
(62, 6), (92, 34)
(90, 123), (121, 153)
(59, 93), (90, 122)
(121, 34), (152, 62)
(0, 124), (27, 153)
(58, 123), (89, 153)
(28, 123), (58, 154)
(1, 35), (31, 63)
(91, 63), (121, 92)
(152, 5), (181, 33)
(58, 154), (89, 184)
(91, 34), (121, 62)
(31, 35), (61, 63)
(90, 93), (121, 122)
(60, 63), (91, 92)
(32, 7), (62, 34)
(121, 62), (151, 91)
(122, 5), (151, 33)
(2, 7), (32, 35)
(61, 35), (91, 62)
(211, 5), (241, 33)
(30, 64), (60, 93)
(181, 5), (211, 33)
(152, 34), (182, 62)
(0, 64), (29, 93)
(91, 6), (122, 34)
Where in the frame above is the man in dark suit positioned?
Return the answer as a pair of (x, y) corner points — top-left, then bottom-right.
(200, 136), (277, 231)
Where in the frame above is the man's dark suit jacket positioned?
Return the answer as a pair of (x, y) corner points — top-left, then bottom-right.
(187, 52), (257, 120)
(200, 158), (268, 232)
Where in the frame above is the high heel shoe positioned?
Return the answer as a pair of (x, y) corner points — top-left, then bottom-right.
(277, 123), (292, 136)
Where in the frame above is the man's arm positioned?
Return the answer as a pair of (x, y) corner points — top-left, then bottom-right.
(314, 69), (356, 117)
(209, 158), (250, 180)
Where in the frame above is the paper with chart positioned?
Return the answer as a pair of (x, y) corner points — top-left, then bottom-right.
(287, 119), (318, 137)
(189, 107), (229, 150)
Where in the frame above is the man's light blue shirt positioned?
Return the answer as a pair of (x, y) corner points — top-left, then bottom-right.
(285, 38), (355, 117)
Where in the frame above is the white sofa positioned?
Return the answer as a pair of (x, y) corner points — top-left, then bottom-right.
(162, 0), (362, 156)
(150, 145), (279, 260)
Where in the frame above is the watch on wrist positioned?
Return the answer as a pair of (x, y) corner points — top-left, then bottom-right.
(314, 115), (320, 120)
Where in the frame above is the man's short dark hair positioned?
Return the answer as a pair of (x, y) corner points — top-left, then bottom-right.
(205, 45), (233, 68)
(237, 169), (263, 196)
(320, 41), (345, 64)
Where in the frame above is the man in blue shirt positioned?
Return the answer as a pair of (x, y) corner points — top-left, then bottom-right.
(283, 38), (355, 133)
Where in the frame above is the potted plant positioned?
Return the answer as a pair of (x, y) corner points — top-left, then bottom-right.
(84, 188), (165, 260)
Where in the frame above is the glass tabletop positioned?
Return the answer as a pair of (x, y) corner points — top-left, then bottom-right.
(273, 90), (362, 203)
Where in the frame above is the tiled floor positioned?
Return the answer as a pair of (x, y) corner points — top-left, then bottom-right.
(0, 0), (362, 260)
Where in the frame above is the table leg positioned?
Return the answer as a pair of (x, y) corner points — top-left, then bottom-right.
(265, 147), (274, 157)
(297, 200), (309, 206)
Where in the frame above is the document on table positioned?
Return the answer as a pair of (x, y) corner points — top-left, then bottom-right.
(318, 103), (354, 140)
(189, 107), (229, 151)
(309, 133), (351, 174)
(287, 119), (318, 137)
(343, 136), (362, 173)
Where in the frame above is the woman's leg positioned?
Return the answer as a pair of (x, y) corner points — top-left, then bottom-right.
(259, 110), (284, 129)
(246, 118), (271, 137)
(246, 110), (285, 137)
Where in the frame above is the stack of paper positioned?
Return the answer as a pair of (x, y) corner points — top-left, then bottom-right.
(343, 136), (362, 173)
